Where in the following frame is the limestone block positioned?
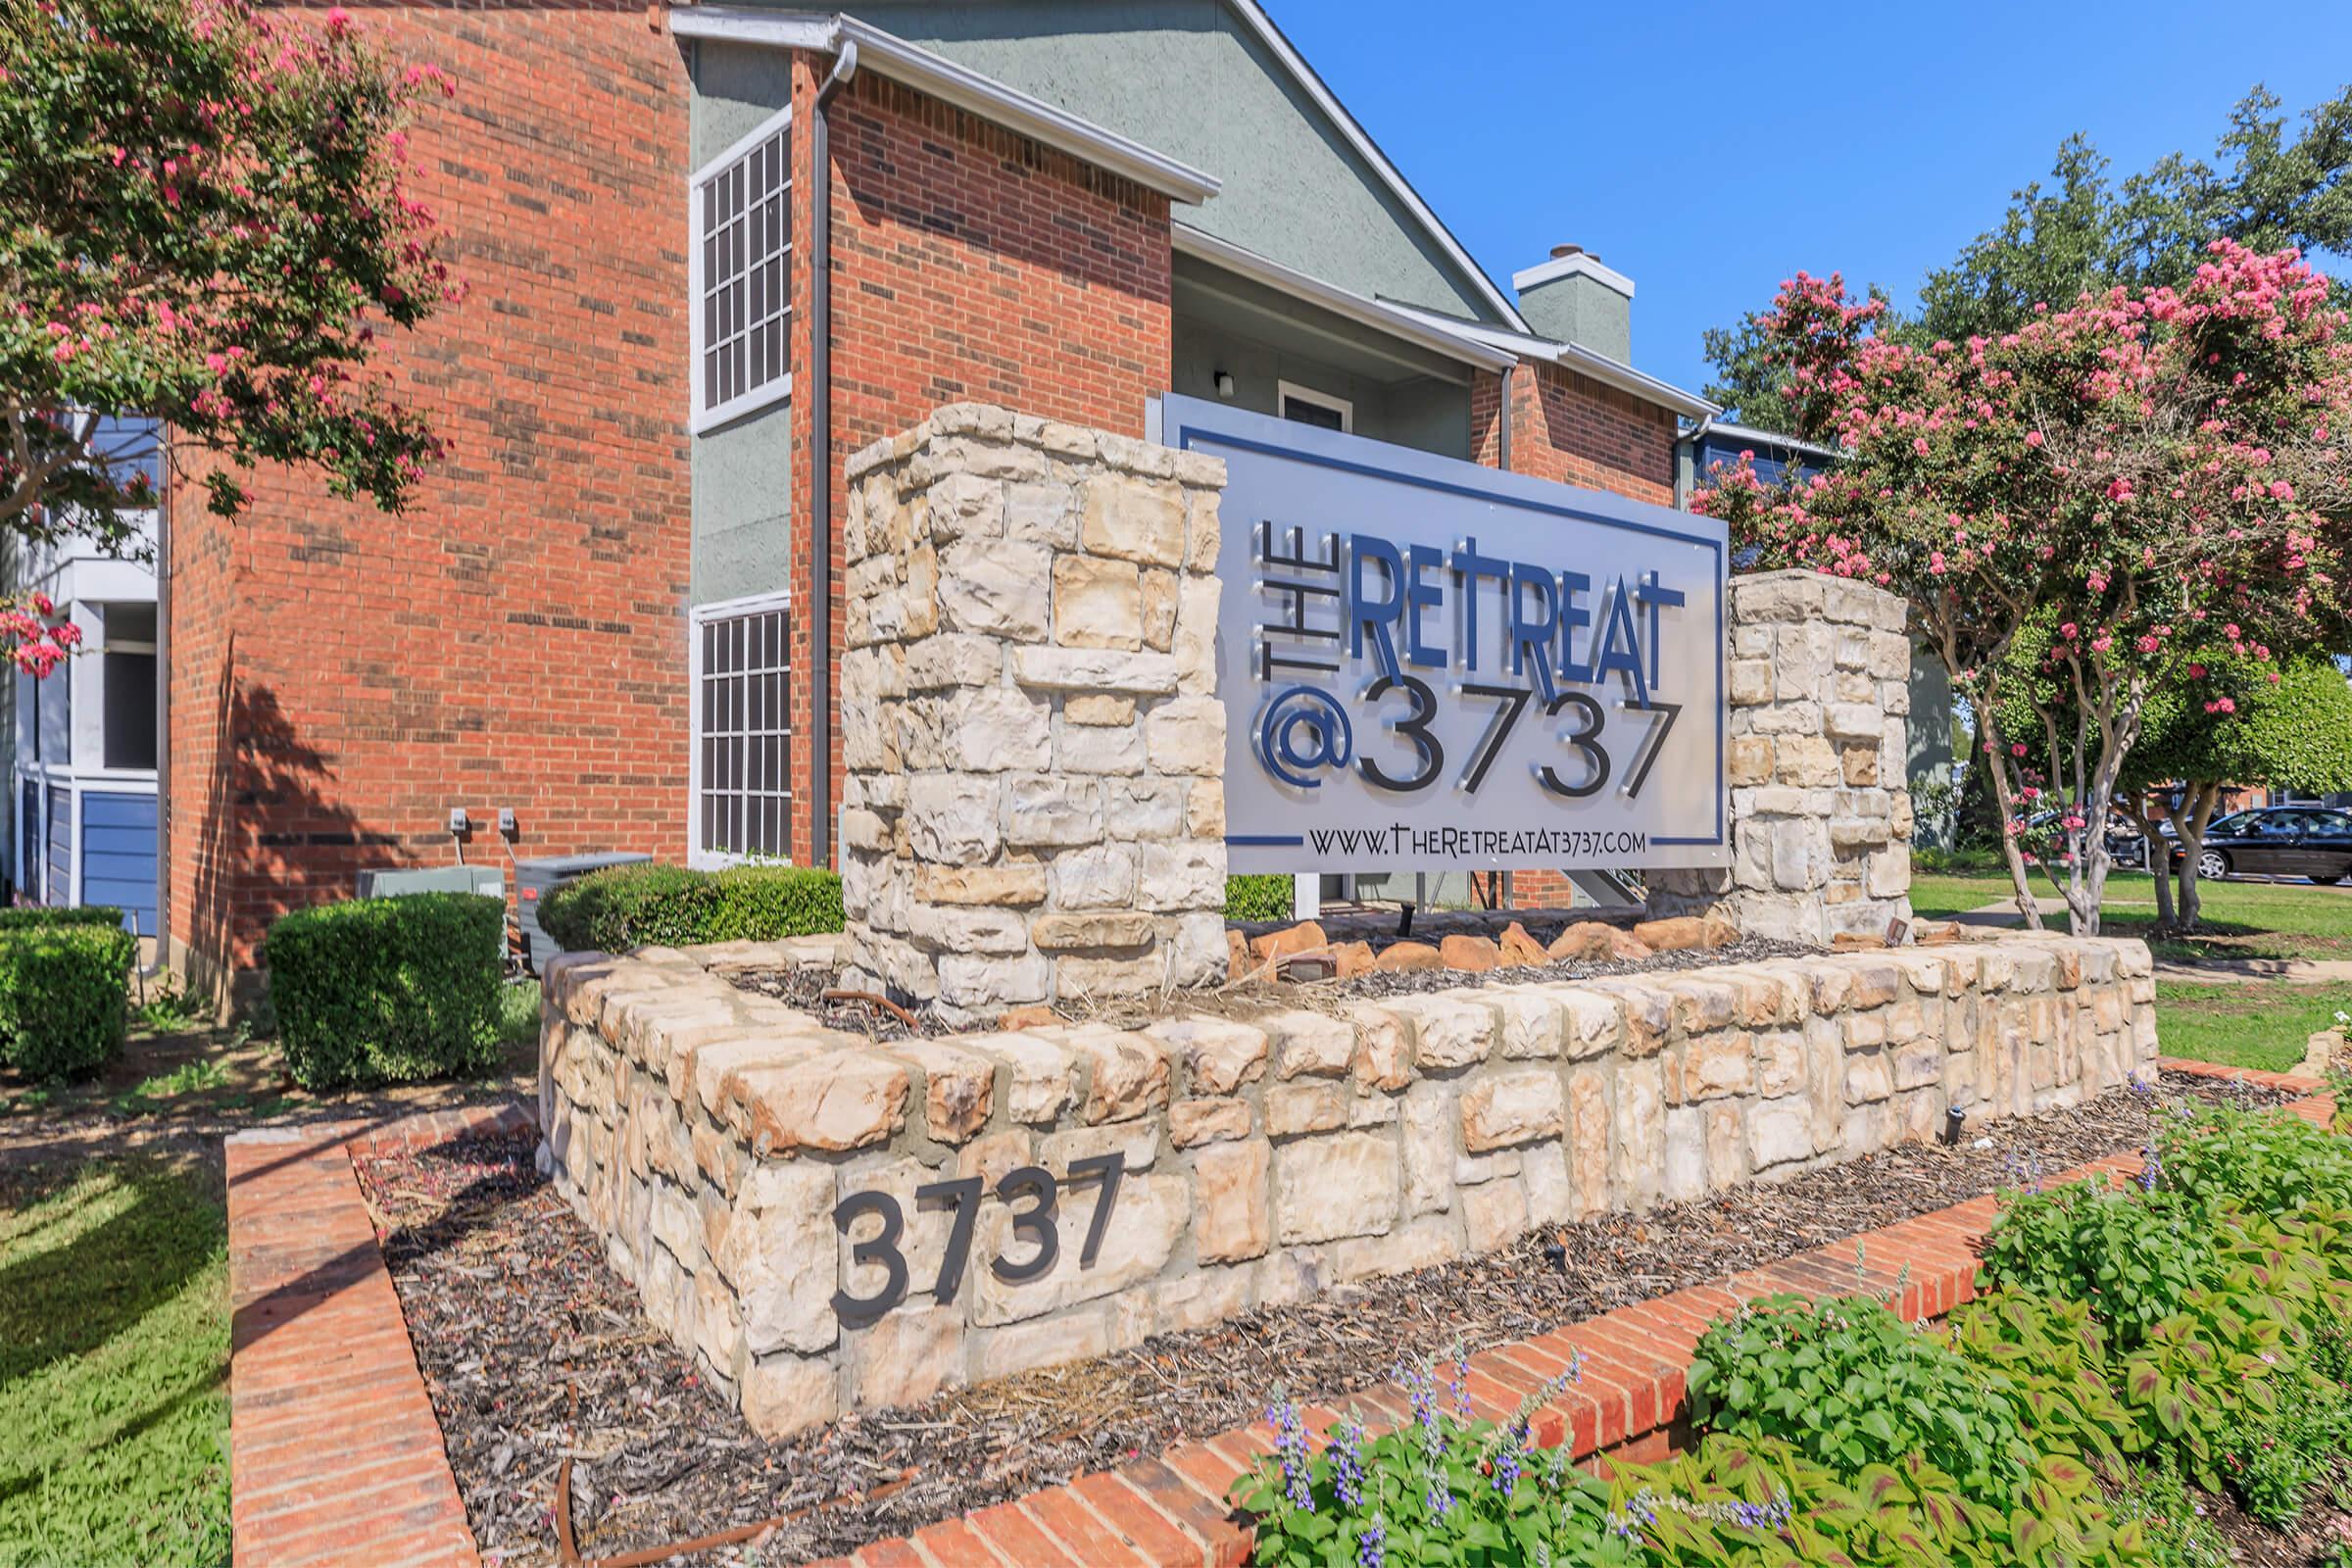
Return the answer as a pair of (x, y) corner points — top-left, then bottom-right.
(1265, 1081), (1347, 1137)
(742, 1353), (838, 1440)
(905, 633), (1002, 690)
(1679, 1032), (1755, 1102)
(1004, 480), (1076, 548)
(1461, 1175), (1531, 1252)
(1459, 1069), (1566, 1152)
(1141, 568), (1179, 651)
(1387, 994), (1494, 1070)
(1052, 555), (1144, 650)
(907, 905), (1028, 956)
(886, 1039), (996, 1143)
(1104, 778), (1185, 839)
(718, 1162), (838, 1356)
(906, 776), (1003, 864)
(1173, 576), (1221, 696)
(1030, 911), (1154, 951)
(1066, 693), (1136, 726)
(1169, 1096), (1253, 1147)
(915, 861), (1048, 906)
(1144, 697), (1227, 776)
(1060, 1029), (1171, 1122)
(850, 1304), (965, 1410)
(1556, 991), (1627, 1059)
(1750, 1096), (1813, 1170)
(939, 539), (1052, 639)
(1264, 1010), (1355, 1079)
(1137, 842), (1224, 911)
(1049, 843), (1137, 909)
(1012, 645), (1181, 695)
(737, 1052), (909, 1156)
(1663, 1106), (1707, 1201)
(1274, 1132), (1400, 1245)
(945, 688), (1051, 773)
(1333, 1214), (1463, 1282)
(1400, 1084), (1454, 1214)
(1193, 1140), (1271, 1264)
(1613, 1059), (1666, 1207)
(976, 1309), (1111, 1382)
(1006, 774), (1103, 848)
(936, 952), (1050, 1011)
(925, 470), (1005, 541)
(1485, 989), (1563, 1059)
(1148, 1016), (1269, 1096)
(1567, 1065), (1610, 1216)
(1078, 477), (1186, 565)
(1055, 720), (1147, 776)
(1185, 780), (1225, 839)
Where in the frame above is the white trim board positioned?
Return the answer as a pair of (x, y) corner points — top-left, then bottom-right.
(670, 8), (1222, 205)
(1510, 250), (1637, 299)
(1275, 379), (1352, 432)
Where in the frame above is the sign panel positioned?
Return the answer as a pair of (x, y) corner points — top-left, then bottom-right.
(1151, 395), (1728, 874)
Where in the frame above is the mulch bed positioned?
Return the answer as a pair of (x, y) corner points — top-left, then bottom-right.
(725, 935), (1825, 1045)
(356, 1071), (2284, 1567)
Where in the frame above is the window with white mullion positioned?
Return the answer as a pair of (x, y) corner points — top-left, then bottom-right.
(695, 603), (791, 861)
(694, 113), (792, 426)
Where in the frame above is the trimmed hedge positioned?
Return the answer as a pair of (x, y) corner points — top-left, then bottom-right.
(265, 893), (505, 1091)
(0, 904), (126, 932)
(0, 922), (135, 1080)
(537, 862), (843, 955)
(1224, 874), (1294, 921)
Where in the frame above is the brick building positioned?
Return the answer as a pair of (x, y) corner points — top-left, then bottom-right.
(155, 0), (1719, 995)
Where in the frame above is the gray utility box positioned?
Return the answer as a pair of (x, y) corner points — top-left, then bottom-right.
(514, 852), (652, 972)
(354, 864), (509, 961)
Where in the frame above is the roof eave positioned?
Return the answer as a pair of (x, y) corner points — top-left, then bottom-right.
(1175, 226), (1519, 374)
(669, 7), (1223, 205)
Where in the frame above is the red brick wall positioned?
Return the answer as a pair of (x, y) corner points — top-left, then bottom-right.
(1472, 365), (1681, 909)
(167, 4), (691, 984)
(1475, 362), (1677, 506)
(787, 65), (1175, 861)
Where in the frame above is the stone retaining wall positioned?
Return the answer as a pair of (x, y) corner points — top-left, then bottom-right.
(539, 933), (2157, 1440)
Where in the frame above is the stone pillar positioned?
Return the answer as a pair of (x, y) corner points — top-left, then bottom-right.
(836, 404), (1230, 1025)
(1650, 569), (1914, 944)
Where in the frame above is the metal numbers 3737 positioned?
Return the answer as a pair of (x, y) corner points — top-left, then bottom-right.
(828, 1153), (1125, 1327)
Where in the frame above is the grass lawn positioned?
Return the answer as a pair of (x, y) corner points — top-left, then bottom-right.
(1906, 867), (2352, 964)
(2154, 979), (2350, 1074)
(0, 1155), (228, 1567)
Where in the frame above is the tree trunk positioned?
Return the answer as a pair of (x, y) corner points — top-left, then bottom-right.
(2143, 792), (2178, 929)
(1974, 708), (2045, 932)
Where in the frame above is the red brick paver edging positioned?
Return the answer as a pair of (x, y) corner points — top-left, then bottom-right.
(222, 1070), (2332, 1568)
(228, 1102), (530, 1568)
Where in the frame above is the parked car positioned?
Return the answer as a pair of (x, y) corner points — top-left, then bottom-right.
(2170, 806), (2352, 884)
(2027, 808), (2148, 869)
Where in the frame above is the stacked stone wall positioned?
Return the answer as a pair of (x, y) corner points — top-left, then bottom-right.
(837, 405), (1229, 1024)
(541, 931), (2157, 1439)
(1649, 570), (1915, 943)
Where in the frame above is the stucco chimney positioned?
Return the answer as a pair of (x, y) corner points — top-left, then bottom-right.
(1513, 243), (1635, 365)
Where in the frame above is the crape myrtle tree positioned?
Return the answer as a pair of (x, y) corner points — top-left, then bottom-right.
(2124, 654), (2352, 928)
(0, 0), (458, 562)
(1693, 242), (2352, 937)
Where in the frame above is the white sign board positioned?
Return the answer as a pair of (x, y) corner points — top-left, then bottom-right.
(1151, 395), (1728, 874)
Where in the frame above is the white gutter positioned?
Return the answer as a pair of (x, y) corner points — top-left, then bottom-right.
(1174, 226), (1518, 374)
(668, 8), (1223, 206)
(1379, 300), (1721, 420)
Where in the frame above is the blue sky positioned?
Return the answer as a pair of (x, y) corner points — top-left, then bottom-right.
(1272, 0), (2352, 403)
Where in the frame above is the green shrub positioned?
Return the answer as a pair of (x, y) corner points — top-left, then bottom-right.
(536, 861), (842, 954)
(1224, 874), (1293, 921)
(2158, 1100), (2352, 1214)
(265, 893), (504, 1091)
(1686, 1290), (2034, 1494)
(0, 904), (127, 932)
(1982, 1180), (2223, 1353)
(0, 923), (135, 1080)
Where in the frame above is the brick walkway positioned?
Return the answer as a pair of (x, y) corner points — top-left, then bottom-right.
(227, 1104), (529, 1568)
(221, 1065), (2330, 1568)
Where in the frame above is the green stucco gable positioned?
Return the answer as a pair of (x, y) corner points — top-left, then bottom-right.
(796, 0), (1504, 322)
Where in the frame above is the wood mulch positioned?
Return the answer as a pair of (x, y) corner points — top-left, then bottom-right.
(724, 935), (1824, 1045)
(355, 1071), (2282, 1567)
